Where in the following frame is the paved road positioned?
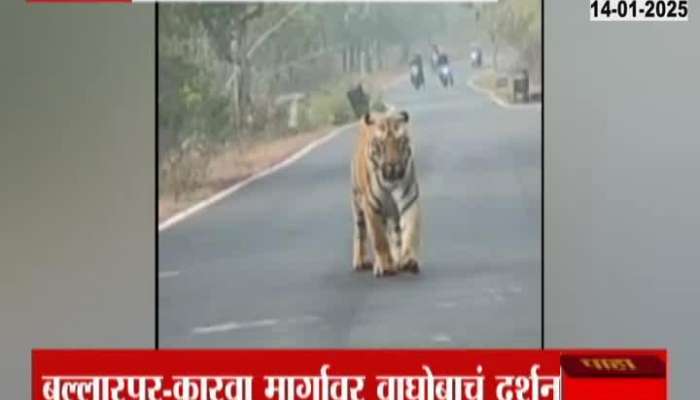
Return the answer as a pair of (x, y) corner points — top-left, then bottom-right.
(159, 66), (541, 348)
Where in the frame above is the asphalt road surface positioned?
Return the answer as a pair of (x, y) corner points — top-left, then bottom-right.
(159, 66), (541, 348)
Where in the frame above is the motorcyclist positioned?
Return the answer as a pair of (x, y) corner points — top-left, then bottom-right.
(470, 46), (482, 68)
(409, 54), (425, 89)
(436, 51), (454, 86)
(437, 52), (449, 68)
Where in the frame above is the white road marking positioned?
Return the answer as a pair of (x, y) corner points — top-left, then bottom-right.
(486, 288), (506, 303)
(192, 315), (320, 336)
(193, 319), (279, 335)
(436, 301), (457, 309)
(507, 285), (524, 294)
(159, 271), (180, 279)
(287, 315), (320, 324)
(467, 77), (541, 110)
(158, 75), (407, 232)
(159, 124), (354, 232)
(432, 334), (453, 343)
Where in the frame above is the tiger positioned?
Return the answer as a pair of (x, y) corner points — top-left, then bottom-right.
(351, 110), (421, 277)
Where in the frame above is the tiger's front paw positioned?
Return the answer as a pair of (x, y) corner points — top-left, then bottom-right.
(400, 259), (420, 274)
(374, 267), (398, 278)
(373, 258), (397, 278)
(353, 261), (373, 272)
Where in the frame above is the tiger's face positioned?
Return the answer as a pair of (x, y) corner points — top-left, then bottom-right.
(364, 111), (412, 183)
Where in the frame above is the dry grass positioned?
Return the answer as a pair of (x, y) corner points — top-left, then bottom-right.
(158, 128), (330, 222)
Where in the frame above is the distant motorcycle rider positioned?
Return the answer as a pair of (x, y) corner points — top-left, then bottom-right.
(436, 51), (454, 87)
(437, 52), (449, 68)
(409, 54), (425, 89)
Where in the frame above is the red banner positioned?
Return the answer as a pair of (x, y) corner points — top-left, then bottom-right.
(33, 350), (666, 400)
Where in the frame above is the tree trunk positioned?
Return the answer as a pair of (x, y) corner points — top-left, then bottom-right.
(490, 31), (499, 71)
(493, 43), (499, 70)
(319, 17), (328, 50)
(360, 48), (366, 77)
(349, 44), (356, 72)
(341, 48), (348, 73)
(231, 24), (252, 133)
(246, 4), (302, 60)
(367, 40), (375, 74)
(222, 5), (265, 136)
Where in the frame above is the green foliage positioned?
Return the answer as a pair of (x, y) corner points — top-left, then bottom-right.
(372, 4), (448, 45)
(371, 94), (387, 113)
(159, 3), (462, 198)
(159, 3), (457, 158)
(306, 82), (353, 127)
(159, 5), (232, 147)
(482, 0), (540, 46)
(474, 0), (541, 73)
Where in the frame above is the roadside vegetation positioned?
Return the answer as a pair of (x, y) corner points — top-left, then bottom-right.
(465, 0), (541, 104)
(158, 4), (462, 221)
(472, 70), (515, 104)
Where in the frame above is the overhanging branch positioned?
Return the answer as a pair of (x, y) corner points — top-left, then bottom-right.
(246, 4), (304, 60)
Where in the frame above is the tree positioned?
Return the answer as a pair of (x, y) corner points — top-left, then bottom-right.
(159, 3), (458, 153)
(476, 0), (540, 72)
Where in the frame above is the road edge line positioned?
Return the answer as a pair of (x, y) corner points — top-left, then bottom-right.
(158, 123), (356, 232)
(467, 76), (541, 111)
(158, 73), (406, 232)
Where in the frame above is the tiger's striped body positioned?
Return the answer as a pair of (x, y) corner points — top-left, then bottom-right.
(351, 110), (421, 277)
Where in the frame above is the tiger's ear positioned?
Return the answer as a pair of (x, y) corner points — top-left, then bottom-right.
(398, 110), (410, 123)
(363, 113), (374, 126)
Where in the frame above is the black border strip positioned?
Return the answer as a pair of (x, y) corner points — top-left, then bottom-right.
(155, 2), (160, 350)
(541, 0), (546, 350)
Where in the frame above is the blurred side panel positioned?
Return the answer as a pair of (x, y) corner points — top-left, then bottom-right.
(545, 1), (700, 399)
(0, 3), (155, 399)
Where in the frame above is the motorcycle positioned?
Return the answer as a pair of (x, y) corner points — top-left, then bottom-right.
(410, 64), (424, 90)
(470, 48), (482, 68)
(438, 64), (454, 88)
